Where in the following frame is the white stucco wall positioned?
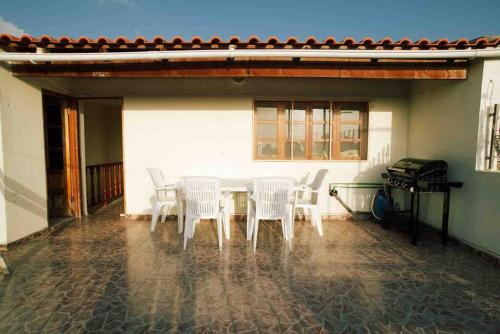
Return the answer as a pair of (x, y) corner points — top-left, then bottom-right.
(0, 67), (48, 244)
(82, 100), (123, 166)
(122, 78), (409, 216)
(408, 60), (500, 257)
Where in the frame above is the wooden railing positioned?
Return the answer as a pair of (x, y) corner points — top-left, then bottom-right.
(86, 162), (123, 209)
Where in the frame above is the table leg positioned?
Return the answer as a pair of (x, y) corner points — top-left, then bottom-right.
(176, 189), (184, 234)
(224, 192), (230, 240)
(246, 195), (253, 240)
(442, 188), (450, 245)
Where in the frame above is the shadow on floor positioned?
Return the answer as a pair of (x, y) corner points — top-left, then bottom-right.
(0, 215), (498, 333)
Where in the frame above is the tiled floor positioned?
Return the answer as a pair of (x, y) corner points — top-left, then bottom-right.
(93, 198), (124, 216)
(0, 215), (499, 333)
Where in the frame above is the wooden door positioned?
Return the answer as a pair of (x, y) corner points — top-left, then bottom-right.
(63, 99), (82, 218)
(43, 95), (82, 219)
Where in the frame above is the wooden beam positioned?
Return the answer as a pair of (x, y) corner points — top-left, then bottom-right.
(12, 60), (468, 80)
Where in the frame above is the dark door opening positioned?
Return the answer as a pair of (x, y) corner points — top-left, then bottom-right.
(43, 94), (82, 225)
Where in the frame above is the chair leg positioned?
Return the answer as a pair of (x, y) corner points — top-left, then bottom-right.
(224, 212), (230, 241)
(289, 208), (295, 239)
(280, 219), (287, 240)
(151, 203), (161, 232)
(308, 207), (317, 227)
(247, 215), (255, 241)
(161, 204), (169, 223)
(183, 217), (191, 251)
(253, 217), (260, 253)
(176, 190), (183, 234)
(312, 206), (324, 236)
(191, 219), (198, 239)
(217, 214), (223, 251)
(223, 210), (230, 240)
(246, 197), (253, 241)
(285, 215), (293, 247)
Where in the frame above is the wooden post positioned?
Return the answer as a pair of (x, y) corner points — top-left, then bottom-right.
(113, 164), (118, 197)
(90, 167), (95, 206)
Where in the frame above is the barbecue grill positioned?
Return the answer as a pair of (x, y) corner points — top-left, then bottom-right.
(381, 158), (463, 245)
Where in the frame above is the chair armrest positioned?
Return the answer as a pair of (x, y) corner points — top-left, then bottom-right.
(296, 184), (314, 192)
(155, 185), (178, 199)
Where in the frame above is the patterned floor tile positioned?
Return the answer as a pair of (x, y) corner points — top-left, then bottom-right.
(0, 215), (498, 333)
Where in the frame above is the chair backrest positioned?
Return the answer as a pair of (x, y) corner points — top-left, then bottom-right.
(147, 167), (166, 188)
(253, 177), (295, 218)
(308, 169), (329, 191)
(182, 177), (221, 217)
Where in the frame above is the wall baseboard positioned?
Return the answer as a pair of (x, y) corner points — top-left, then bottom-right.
(3, 214), (498, 264)
(0, 228), (48, 251)
(122, 213), (363, 222)
(0, 217), (75, 252)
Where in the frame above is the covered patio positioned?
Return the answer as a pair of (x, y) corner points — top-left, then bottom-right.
(1, 216), (499, 333)
(0, 34), (499, 333)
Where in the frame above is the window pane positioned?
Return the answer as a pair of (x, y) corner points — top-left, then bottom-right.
(281, 104), (292, 160)
(255, 141), (277, 159)
(340, 142), (360, 158)
(313, 142), (329, 160)
(340, 109), (361, 122)
(313, 124), (329, 140)
(292, 122), (306, 159)
(340, 124), (360, 139)
(312, 104), (330, 122)
(293, 141), (306, 159)
(292, 104), (306, 121)
(284, 142), (292, 160)
(284, 105), (292, 141)
(291, 104), (305, 159)
(255, 105), (278, 121)
(256, 124), (277, 138)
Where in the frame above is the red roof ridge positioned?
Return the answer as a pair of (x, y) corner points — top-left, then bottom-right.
(1, 34), (498, 50)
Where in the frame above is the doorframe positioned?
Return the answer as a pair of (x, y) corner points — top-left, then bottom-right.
(77, 96), (125, 216)
(42, 90), (82, 219)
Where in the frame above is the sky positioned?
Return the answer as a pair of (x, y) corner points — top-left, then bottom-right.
(0, 0), (499, 41)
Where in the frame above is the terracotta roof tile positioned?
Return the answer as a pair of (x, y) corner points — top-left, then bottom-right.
(247, 35), (260, 44)
(1, 34), (499, 52)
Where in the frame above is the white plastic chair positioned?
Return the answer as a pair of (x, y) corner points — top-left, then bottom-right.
(146, 168), (181, 233)
(293, 169), (328, 237)
(248, 177), (295, 252)
(182, 177), (226, 251)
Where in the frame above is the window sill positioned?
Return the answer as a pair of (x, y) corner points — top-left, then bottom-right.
(475, 169), (500, 174)
(253, 159), (370, 162)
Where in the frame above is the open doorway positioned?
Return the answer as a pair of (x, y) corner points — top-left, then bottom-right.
(79, 99), (124, 215)
(43, 94), (82, 226)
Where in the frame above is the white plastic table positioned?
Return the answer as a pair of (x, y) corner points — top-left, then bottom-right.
(175, 178), (300, 239)
(175, 178), (254, 239)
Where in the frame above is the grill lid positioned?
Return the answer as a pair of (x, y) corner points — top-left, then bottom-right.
(387, 158), (448, 179)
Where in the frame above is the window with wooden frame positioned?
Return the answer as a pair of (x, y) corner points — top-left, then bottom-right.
(332, 102), (369, 160)
(254, 100), (368, 161)
(254, 101), (291, 160)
